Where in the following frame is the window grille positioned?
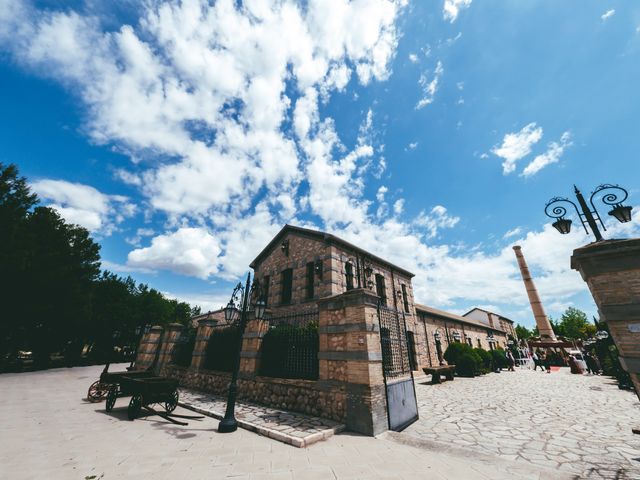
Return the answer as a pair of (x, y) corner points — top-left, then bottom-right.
(260, 309), (319, 380)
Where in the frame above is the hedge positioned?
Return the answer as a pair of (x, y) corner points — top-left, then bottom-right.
(204, 326), (241, 372)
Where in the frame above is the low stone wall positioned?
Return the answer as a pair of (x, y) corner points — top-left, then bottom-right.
(162, 364), (347, 422)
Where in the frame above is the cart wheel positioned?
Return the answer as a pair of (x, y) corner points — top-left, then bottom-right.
(128, 395), (143, 420)
(106, 388), (117, 412)
(87, 381), (108, 402)
(165, 389), (179, 413)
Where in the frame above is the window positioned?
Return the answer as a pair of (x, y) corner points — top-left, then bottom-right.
(375, 274), (387, 306)
(401, 284), (409, 312)
(305, 262), (315, 300)
(466, 336), (473, 347)
(262, 275), (270, 306)
(345, 262), (354, 291)
(281, 268), (293, 304)
(477, 338), (482, 348)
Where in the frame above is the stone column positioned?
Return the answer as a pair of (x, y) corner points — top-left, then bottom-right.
(156, 323), (184, 374)
(239, 315), (270, 378)
(318, 288), (388, 436)
(133, 326), (163, 371)
(571, 238), (640, 401)
(513, 245), (557, 340)
(190, 318), (217, 370)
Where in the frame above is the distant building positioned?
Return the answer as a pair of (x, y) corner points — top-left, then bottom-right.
(189, 309), (225, 329)
(463, 307), (517, 340)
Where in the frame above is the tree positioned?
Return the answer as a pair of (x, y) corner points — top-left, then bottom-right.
(552, 307), (593, 340)
(515, 324), (533, 340)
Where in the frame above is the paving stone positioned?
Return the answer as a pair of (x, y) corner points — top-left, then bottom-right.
(400, 367), (640, 480)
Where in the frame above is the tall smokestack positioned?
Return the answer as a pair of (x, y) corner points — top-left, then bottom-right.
(512, 245), (557, 341)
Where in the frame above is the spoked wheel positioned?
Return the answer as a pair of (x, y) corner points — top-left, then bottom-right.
(128, 394), (143, 420)
(165, 389), (179, 413)
(87, 381), (108, 402)
(105, 388), (117, 412)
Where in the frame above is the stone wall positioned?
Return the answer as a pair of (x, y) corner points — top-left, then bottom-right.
(147, 288), (392, 435)
(571, 239), (640, 400)
(134, 326), (163, 371)
(161, 364), (347, 422)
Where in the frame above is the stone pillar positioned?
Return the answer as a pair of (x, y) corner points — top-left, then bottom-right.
(133, 326), (163, 371)
(239, 315), (270, 378)
(190, 318), (217, 370)
(156, 323), (184, 374)
(571, 239), (640, 401)
(318, 288), (388, 436)
(513, 245), (557, 340)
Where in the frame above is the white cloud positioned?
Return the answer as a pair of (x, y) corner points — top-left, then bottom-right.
(413, 205), (460, 239)
(31, 179), (135, 234)
(408, 53), (418, 63)
(127, 228), (221, 279)
(521, 131), (572, 177)
(491, 122), (543, 175)
(443, 0), (472, 23)
(416, 61), (443, 109)
(601, 9), (615, 21)
(407, 142), (418, 150)
(503, 227), (522, 238)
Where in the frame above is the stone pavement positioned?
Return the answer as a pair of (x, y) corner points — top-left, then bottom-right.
(179, 388), (345, 447)
(1, 363), (570, 480)
(402, 367), (640, 480)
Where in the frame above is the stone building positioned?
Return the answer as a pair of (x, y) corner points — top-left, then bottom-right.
(142, 225), (516, 436)
(415, 305), (509, 367)
(250, 225), (417, 317)
(463, 307), (517, 341)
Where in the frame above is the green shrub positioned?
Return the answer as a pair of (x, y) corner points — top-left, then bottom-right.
(443, 342), (473, 366)
(456, 353), (477, 377)
(473, 348), (492, 374)
(490, 347), (507, 371)
(204, 326), (241, 372)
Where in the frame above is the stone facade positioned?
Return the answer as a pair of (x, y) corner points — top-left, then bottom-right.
(464, 308), (517, 340)
(416, 305), (509, 367)
(571, 238), (640, 401)
(137, 224), (516, 435)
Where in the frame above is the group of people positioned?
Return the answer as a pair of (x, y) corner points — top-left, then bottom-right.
(531, 350), (551, 372)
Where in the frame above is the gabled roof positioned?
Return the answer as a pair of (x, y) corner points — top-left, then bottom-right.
(416, 303), (506, 333)
(463, 307), (515, 324)
(249, 224), (415, 277)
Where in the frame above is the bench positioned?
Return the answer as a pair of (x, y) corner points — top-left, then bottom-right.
(423, 365), (455, 384)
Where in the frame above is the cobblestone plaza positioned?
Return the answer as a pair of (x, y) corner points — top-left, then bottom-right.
(404, 368), (640, 479)
(2, 363), (639, 479)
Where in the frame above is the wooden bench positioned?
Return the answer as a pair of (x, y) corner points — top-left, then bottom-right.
(423, 365), (455, 384)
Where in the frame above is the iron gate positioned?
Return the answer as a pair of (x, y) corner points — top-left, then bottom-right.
(378, 304), (419, 431)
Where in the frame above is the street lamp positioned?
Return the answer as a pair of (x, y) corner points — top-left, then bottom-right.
(218, 273), (266, 433)
(434, 331), (444, 366)
(595, 330), (609, 341)
(452, 331), (461, 342)
(544, 184), (633, 242)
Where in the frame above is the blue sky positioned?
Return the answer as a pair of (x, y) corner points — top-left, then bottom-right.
(1, 0), (640, 327)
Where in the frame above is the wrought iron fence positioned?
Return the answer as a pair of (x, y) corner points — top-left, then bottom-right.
(171, 329), (196, 367)
(378, 305), (411, 379)
(260, 309), (319, 380)
(203, 325), (241, 372)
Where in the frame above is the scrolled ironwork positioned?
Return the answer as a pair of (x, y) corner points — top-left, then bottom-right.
(544, 196), (580, 220)
(590, 184), (629, 208)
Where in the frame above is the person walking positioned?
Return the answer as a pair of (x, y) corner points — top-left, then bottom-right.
(543, 350), (552, 373)
(532, 351), (540, 371)
(507, 350), (516, 371)
(533, 350), (546, 372)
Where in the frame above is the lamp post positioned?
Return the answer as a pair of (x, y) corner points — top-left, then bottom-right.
(544, 184), (633, 242)
(434, 331), (444, 366)
(218, 273), (266, 433)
